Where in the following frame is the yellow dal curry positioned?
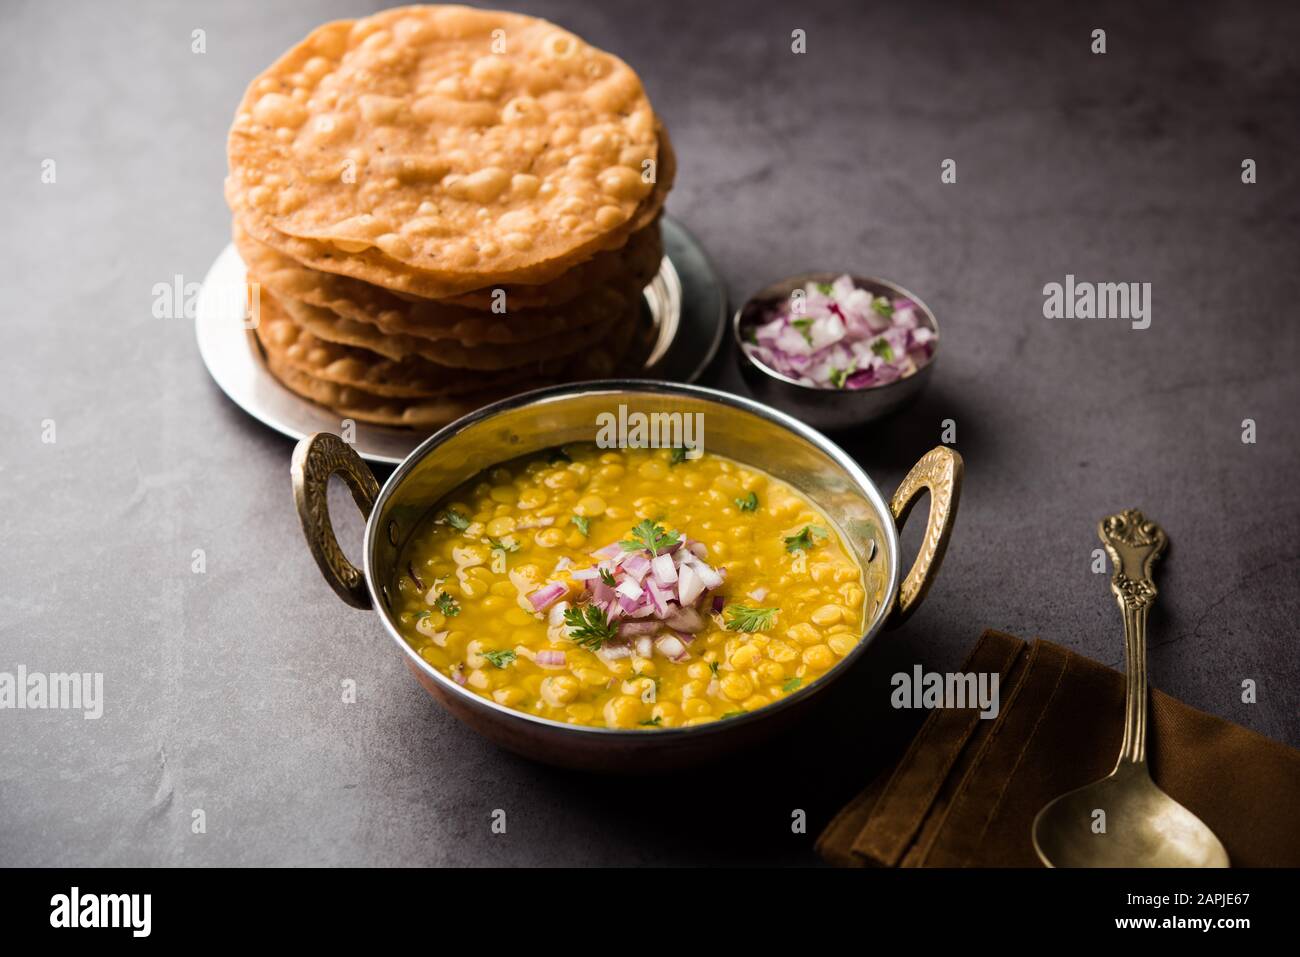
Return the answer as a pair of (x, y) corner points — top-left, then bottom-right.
(394, 444), (866, 729)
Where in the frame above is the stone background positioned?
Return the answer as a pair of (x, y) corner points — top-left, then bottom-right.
(2, 0), (1296, 865)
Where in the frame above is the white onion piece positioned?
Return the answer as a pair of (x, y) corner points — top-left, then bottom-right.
(535, 650), (567, 668)
(651, 553), (678, 585)
(616, 578), (644, 601)
(635, 636), (653, 658)
(598, 643), (632, 662)
(570, 567), (600, 581)
(655, 634), (689, 662)
(694, 562), (723, 590)
(678, 563), (705, 606)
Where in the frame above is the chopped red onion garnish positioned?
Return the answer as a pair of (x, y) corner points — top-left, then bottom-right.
(694, 562), (723, 590)
(561, 522), (734, 650)
(528, 582), (567, 612)
(742, 274), (935, 389)
(650, 553), (678, 585)
(645, 579), (671, 616)
(622, 553), (652, 582)
(597, 642), (632, 662)
(677, 563), (705, 606)
(654, 634), (689, 662)
(535, 650), (568, 668)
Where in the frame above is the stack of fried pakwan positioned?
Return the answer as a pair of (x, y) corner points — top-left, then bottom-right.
(225, 4), (673, 428)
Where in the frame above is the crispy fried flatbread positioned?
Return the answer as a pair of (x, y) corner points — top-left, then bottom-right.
(227, 5), (665, 294)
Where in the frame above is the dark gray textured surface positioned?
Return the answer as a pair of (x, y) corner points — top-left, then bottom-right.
(2, 0), (1297, 866)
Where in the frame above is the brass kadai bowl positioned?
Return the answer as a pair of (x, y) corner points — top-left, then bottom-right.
(291, 380), (962, 772)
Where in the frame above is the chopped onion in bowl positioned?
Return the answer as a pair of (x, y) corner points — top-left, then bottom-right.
(742, 275), (935, 389)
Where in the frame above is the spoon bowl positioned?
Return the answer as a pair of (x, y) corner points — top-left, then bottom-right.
(1033, 762), (1229, 867)
(1032, 509), (1228, 868)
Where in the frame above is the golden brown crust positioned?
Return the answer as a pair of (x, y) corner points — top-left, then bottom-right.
(227, 5), (661, 293)
(236, 217), (662, 342)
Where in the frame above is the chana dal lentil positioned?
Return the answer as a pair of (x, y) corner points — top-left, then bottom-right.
(394, 444), (867, 729)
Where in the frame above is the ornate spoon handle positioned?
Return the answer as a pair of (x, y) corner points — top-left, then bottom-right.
(1098, 509), (1168, 767)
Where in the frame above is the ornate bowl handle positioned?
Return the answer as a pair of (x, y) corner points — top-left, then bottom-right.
(886, 446), (964, 627)
(291, 433), (380, 610)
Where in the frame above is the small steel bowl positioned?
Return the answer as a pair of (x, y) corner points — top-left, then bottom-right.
(733, 273), (940, 432)
(291, 380), (962, 773)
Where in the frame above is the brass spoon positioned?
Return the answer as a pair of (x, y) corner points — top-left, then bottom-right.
(1032, 509), (1229, 868)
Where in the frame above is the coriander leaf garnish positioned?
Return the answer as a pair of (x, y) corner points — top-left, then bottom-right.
(433, 591), (461, 617)
(734, 491), (759, 512)
(562, 604), (618, 650)
(598, 567), (617, 587)
(669, 447), (687, 465)
(482, 649), (517, 669)
(639, 716), (663, 727)
(619, 520), (680, 555)
(871, 298), (894, 319)
(791, 316), (814, 345)
(784, 524), (829, 553)
(488, 536), (518, 553)
(724, 605), (778, 633)
(816, 282), (834, 295)
(709, 661), (720, 677)
(829, 366), (850, 389)
(782, 677), (802, 693)
(571, 515), (590, 536)
(443, 508), (470, 532)
(870, 338), (895, 362)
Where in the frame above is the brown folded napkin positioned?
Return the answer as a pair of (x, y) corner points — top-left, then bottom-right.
(817, 629), (1300, 867)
